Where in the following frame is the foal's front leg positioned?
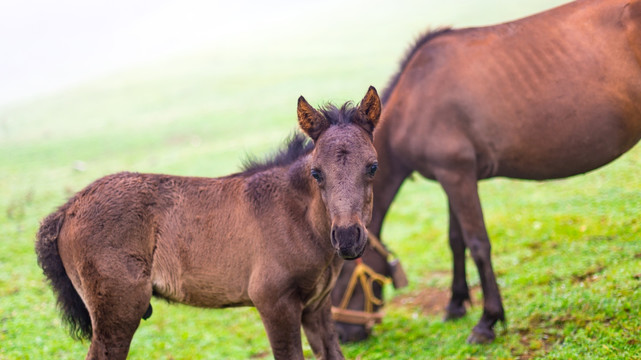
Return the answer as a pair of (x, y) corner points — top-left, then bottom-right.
(253, 288), (305, 360)
(302, 297), (344, 360)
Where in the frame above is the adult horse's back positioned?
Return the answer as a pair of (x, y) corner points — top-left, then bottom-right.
(332, 0), (641, 343)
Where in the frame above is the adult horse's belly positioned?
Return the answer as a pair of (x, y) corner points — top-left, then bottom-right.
(491, 108), (641, 180)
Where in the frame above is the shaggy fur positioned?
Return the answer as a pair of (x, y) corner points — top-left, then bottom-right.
(35, 87), (382, 360)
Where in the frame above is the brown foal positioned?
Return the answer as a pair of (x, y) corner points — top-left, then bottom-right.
(36, 87), (382, 359)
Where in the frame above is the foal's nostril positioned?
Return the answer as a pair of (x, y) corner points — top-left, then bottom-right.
(331, 228), (337, 247)
(333, 225), (359, 243)
(332, 224), (367, 259)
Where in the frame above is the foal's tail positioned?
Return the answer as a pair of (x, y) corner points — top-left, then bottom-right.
(35, 204), (92, 340)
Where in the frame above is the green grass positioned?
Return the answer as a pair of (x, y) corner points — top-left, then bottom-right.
(3, 0), (640, 358)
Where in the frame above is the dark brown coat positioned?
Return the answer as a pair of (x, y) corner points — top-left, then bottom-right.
(36, 87), (382, 359)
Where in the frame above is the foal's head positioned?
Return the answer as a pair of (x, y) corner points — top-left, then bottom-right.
(297, 86), (381, 259)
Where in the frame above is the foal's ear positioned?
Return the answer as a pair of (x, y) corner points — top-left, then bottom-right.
(298, 96), (329, 141)
(356, 86), (381, 133)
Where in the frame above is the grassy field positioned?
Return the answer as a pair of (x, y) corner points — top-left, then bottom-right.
(2, 0), (640, 359)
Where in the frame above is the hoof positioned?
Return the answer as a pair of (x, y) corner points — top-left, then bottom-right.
(444, 304), (467, 321)
(466, 326), (495, 344)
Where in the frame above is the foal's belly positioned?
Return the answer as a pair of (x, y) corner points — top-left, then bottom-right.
(149, 237), (254, 308)
(151, 266), (254, 308)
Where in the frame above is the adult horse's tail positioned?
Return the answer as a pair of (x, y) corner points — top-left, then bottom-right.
(35, 203), (92, 340)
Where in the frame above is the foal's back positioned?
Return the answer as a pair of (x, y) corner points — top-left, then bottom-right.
(386, 0), (641, 180)
(57, 170), (316, 308)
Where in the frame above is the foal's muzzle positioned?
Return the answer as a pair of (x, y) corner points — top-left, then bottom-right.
(331, 223), (367, 260)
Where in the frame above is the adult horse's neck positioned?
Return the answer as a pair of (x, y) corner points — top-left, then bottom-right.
(369, 107), (412, 238)
(369, 29), (456, 238)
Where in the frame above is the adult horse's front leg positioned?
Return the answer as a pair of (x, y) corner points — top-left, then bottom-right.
(302, 297), (344, 360)
(444, 203), (471, 320)
(435, 167), (504, 344)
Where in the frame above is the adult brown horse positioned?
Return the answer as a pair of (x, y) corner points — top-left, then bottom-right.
(332, 0), (641, 344)
(36, 87), (382, 360)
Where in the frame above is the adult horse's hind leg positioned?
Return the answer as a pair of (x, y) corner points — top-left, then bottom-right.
(302, 297), (344, 360)
(444, 204), (471, 320)
(433, 166), (504, 344)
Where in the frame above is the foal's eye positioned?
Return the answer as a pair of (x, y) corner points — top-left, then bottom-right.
(311, 168), (323, 183)
(367, 163), (378, 176)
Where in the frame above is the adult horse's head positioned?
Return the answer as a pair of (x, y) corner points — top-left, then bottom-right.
(298, 86), (381, 260)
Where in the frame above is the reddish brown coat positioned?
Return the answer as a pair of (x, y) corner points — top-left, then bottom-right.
(333, 0), (641, 343)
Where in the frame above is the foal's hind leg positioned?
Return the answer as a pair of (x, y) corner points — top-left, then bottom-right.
(87, 285), (152, 359)
(80, 259), (153, 360)
(302, 297), (344, 360)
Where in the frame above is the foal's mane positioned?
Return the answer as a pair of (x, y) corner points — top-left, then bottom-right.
(318, 102), (361, 126)
(240, 102), (363, 175)
(381, 27), (452, 104)
(241, 132), (314, 176)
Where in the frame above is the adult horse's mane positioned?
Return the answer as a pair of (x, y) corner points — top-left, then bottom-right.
(241, 103), (363, 175)
(381, 27), (452, 104)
